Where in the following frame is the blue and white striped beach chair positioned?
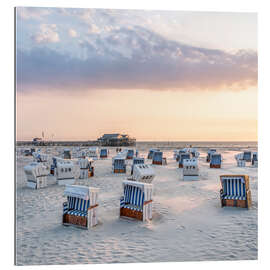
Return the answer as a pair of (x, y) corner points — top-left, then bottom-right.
(220, 175), (252, 208)
(63, 185), (99, 229)
(120, 180), (153, 221)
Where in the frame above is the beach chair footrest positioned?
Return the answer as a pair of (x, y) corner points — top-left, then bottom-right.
(120, 207), (143, 221)
(63, 213), (87, 227)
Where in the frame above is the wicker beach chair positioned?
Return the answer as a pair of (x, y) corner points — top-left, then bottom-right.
(178, 153), (191, 168)
(24, 162), (49, 189)
(126, 149), (134, 160)
(152, 151), (163, 165)
(63, 185), (99, 229)
(120, 180), (153, 221)
(56, 160), (80, 185)
(210, 153), (222, 168)
(182, 158), (199, 180)
(100, 148), (108, 159)
(131, 157), (145, 175)
(147, 149), (160, 159)
(113, 156), (126, 173)
(132, 164), (155, 183)
(206, 149), (216, 162)
(220, 175), (252, 209)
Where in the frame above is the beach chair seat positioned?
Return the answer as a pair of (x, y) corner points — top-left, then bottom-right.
(63, 185), (99, 229)
(220, 175), (251, 209)
(120, 202), (143, 212)
(120, 181), (153, 221)
(66, 209), (88, 217)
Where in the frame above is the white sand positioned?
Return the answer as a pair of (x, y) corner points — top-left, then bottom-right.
(16, 147), (258, 265)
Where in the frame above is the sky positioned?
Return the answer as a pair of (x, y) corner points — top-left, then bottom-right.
(16, 7), (257, 141)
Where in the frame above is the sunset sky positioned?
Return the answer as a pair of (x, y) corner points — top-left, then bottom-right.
(16, 7), (257, 141)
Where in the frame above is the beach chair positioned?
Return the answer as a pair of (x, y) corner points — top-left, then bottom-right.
(182, 158), (199, 180)
(131, 157), (145, 175)
(243, 151), (252, 162)
(32, 152), (52, 170)
(206, 149), (216, 162)
(176, 149), (186, 162)
(234, 153), (245, 167)
(120, 180), (153, 221)
(100, 148), (108, 158)
(152, 151), (163, 165)
(24, 162), (49, 189)
(63, 149), (71, 159)
(88, 147), (98, 160)
(63, 185), (99, 229)
(113, 156), (126, 173)
(78, 158), (94, 179)
(147, 149), (160, 159)
(210, 153), (222, 168)
(126, 149), (134, 160)
(24, 149), (32, 156)
(50, 157), (57, 175)
(220, 175), (252, 209)
(252, 152), (258, 167)
(190, 148), (200, 158)
(178, 153), (191, 168)
(132, 164), (155, 183)
(237, 159), (246, 167)
(56, 160), (80, 185)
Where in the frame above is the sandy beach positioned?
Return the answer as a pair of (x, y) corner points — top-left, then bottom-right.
(15, 144), (258, 265)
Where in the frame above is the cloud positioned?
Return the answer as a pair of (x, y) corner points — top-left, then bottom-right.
(17, 26), (257, 92)
(32, 24), (60, 44)
(17, 7), (51, 20)
(68, 28), (77, 37)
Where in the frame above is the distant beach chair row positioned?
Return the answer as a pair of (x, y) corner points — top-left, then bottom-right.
(24, 156), (95, 188)
(235, 151), (258, 167)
